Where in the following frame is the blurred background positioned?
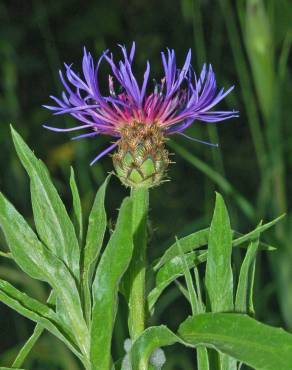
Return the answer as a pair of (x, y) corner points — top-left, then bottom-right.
(0, 0), (291, 369)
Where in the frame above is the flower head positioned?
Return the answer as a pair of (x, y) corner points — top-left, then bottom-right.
(44, 43), (238, 187)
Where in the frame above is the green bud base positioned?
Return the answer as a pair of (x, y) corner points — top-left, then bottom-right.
(113, 123), (169, 188)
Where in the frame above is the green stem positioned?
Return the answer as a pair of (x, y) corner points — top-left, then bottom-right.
(128, 187), (149, 341)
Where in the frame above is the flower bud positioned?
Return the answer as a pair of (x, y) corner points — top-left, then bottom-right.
(113, 123), (169, 188)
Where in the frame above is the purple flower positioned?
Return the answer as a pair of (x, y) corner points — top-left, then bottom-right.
(44, 42), (238, 165)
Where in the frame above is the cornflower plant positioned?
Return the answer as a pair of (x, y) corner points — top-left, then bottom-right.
(0, 43), (291, 370)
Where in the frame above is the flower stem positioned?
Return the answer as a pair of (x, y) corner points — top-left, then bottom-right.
(128, 187), (149, 341)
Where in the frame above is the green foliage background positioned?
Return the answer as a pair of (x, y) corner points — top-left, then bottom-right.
(0, 0), (291, 369)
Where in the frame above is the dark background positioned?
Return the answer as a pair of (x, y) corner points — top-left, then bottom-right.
(0, 0), (291, 369)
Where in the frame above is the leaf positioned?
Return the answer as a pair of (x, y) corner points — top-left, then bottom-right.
(0, 193), (89, 357)
(12, 291), (56, 368)
(82, 175), (110, 322)
(154, 228), (209, 271)
(232, 214), (285, 247)
(235, 236), (275, 251)
(176, 237), (199, 314)
(12, 325), (43, 367)
(70, 167), (83, 244)
(176, 238), (209, 370)
(129, 326), (186, 370)
(0, 279), (82, 361)
(193, 267), (205, 313)
(0, 251), (12, 259)
(205, 193), (235, 370)
(154, 216), (280, 272)
(0, 367), (27, 370)
(83, 175), (110, 266)
(11, 126), (80, 280)
(205, 193), (233, 312)
(90, 197), (133, 370)
(150, 208), (281, 315)
(235, 226), (261, 312)
(179, 313), (292, 370)
(147, 250), (207, 312)
(248, 256), (257, 317)
(175, 280), (191, 302)
(0, 192), (54, 282)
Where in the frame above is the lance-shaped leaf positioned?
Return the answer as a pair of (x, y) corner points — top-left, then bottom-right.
(12, 291), (55, 368)
(154, 215), (283, 271)
(12, 324), (43, 368)
(0, 279), (83, 362)
(176, 238), (210, 370)
(82, 175), (110, 322)
(70, 167), (83, 244)
(147, 250), (207, 312)
(90, 197), (133, 370)
(11, 126), (80, 280)
(0, 193), (89, 357)
(205, 193), (235, 370)
(179, 313), (292, 370)
(154, 228), (209, 271)
(150, 221), (279, 313)
(235, 224), (261, 313)
(232, 214), (284, 247)
(205, 193), (234, 312)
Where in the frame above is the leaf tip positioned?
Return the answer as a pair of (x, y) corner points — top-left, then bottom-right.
(214, 191), (224, 202)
